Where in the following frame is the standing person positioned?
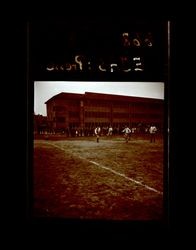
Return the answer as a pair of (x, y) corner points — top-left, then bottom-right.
(107, 125), (113, 136)
(149, 124), (157, 142)
(122, 125), (131, 143)
(94, 126), (101, 143)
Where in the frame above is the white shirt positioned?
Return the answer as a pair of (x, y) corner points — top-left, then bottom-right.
(95, 127), (101, 135)
(122, 127), (131, 134)
(108, 127), (113, 132)
(149, 126), (157, 134)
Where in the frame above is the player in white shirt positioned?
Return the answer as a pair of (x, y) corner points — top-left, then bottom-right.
(122, 126), (131, 143)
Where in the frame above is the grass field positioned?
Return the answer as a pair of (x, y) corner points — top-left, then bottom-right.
(33, 135), (164, 221)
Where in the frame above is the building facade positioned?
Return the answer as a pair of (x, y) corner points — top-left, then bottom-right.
(45, 92), (164, 134)
(44, 92), (164, 136)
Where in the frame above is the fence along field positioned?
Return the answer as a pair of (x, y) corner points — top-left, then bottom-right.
(33, 135), (164, 220)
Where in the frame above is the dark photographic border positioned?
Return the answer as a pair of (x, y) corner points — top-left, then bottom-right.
(26, 18), (171, 236)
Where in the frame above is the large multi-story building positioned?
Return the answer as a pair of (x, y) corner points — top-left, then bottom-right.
(44, 92), (164, 136)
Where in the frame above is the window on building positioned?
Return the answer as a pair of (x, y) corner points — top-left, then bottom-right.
(69, 111), (80, 118)
(113, 113), (129, 118)
(56, 117), (65, 123)
(53, 106), (64, 111)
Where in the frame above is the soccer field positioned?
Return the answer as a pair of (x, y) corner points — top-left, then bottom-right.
(33, 136), (164, 220)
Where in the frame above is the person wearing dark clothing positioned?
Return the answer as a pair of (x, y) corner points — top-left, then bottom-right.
(94, 127), (101, 143)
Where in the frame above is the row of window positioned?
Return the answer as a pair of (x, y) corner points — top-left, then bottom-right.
(85, 102), (162, 109)
(85, 111), (111, 118)
(52, 102), (163, 111)
(84, 112), (161, 119)
(54, 113), (162, 123)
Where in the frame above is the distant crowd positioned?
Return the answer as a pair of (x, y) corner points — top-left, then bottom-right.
(35, 125), (159, 137)
(35, 124), (159, 143)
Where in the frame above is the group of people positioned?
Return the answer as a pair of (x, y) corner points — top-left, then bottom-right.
(94, 125), (114, 143)
(94, 124), (157, 143)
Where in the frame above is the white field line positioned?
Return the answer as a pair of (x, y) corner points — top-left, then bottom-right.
(42, 141), (163, 196)
(89, 160), (162, 195)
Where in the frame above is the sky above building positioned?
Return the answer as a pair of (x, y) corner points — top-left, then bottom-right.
(34, 81), (164, 116)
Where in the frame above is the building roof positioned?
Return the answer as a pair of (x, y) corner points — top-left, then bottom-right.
(45, 91), (163, 104)
(84, 92), (163, 103)
(45, 92), (83, 104)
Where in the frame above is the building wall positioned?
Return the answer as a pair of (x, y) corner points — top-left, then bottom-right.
(45, 92), (164, 133)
